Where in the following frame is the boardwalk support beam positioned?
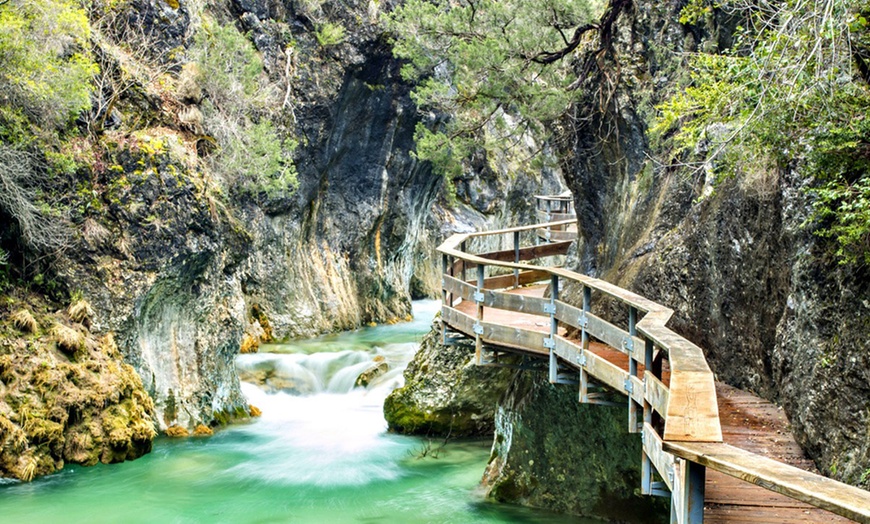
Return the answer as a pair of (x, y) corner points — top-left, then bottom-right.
(548, 274), (559, 384)
(628, 306), (640, 433)
(671, 459), (706, 524)
(579, 284), (591, 403)
(513, 230), (520, 288)
(475, 264), (485, 365)
(642, 337), (655, 495)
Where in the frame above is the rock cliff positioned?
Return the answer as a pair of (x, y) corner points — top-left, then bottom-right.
(557, 1), (870, 487)
(19, 0), (564, 435)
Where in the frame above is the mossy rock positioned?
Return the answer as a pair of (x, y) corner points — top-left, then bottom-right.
(0, 292), (156, 481)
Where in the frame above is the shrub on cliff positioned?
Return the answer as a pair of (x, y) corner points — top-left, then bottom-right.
(191, 16), (298, 199)
(0, 0), (96, 131)
(654, 0), (870, 265)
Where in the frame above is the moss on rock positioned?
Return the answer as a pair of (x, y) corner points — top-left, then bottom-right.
(383, 322), (516, 437)
(0, 292), (156, 481)
(483, 370), (669, 521)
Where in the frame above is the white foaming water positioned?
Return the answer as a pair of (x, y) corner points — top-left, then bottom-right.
(229, 382), (409, 486)
(230, 300), (439, 487)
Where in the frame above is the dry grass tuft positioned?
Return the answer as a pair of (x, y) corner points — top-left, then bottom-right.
(239, 334), (259, 354)
(20, 455), (38, 482)
(51, 323), (85, 354)
(82, 218), (111, 249)
(249, 405), (262, 417)
(10, 309), (38, 333)
(193, 424), (213, 436)
(68, 299), (94, 327)
(164, 425), (189, 438)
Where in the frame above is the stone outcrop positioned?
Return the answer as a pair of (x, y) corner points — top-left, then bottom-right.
(0, 295), (155, 481)
(384, 323), (516, 436)
(483, 370), (668, 522)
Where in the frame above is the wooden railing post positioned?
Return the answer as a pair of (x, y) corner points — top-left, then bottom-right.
(441, 253), (449, 344)
(642, 338), (655, 495)
(513, 230), (520, 288)
(546, 199), (553, 242)
(448, 255), (455, 306)
(460, 240), (467, 282)
(547, 274), (559, 383)
(628, 306), (640, 433)
(474, 263), (485, 365)
(672, 459), (706, 524)
(579, 284), (591, 403)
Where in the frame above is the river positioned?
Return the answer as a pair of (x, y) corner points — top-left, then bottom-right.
(0, 301), (592, 523)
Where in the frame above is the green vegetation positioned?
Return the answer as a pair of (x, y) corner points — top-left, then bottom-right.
(192, 17), (298, 198)
(315, 22), (346, 47)
(653, 0), (870, 265)
(0, 0), (96, 256)
(387, 0), (605, 182)
(0, 0), (96, 133)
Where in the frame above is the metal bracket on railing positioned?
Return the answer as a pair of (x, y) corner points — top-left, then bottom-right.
(578, 313), (588, 329)
(543, 303), (556, 315)
(473, 291), (485, 303)
(577, 353), (587, 366)
(624, 378), (633, 394)
(543, 337), (555, 349)
(622, 336), (634, 354)
(473, 323), (484, 335)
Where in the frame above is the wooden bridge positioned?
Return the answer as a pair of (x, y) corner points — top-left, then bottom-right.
(437, 196), (870, 524)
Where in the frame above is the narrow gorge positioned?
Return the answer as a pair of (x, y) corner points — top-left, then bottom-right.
(1, 0), (868, 522)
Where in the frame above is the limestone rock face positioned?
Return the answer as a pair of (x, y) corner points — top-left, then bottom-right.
(384, 324), (516, 436)
(556, 2), (870, 487)
(482, 371), (668, 522)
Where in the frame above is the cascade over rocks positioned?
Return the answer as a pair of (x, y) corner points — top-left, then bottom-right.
(37, 0), (563, 440)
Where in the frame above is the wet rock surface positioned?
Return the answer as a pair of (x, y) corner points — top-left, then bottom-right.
(384, 324), (516, 437)
(482, 371), (668, 522)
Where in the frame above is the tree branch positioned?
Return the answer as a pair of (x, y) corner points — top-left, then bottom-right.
(526, 23), (599, 64)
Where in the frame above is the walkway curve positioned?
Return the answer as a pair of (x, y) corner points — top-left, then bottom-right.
(436, 215), (870, 524)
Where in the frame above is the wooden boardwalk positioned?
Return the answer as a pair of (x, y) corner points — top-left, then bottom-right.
(453, 285), (857, 523)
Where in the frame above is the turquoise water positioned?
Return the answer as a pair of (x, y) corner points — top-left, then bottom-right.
(0, 301), (592, 523)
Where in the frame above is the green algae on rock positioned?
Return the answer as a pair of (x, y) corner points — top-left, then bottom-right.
(483, 370), (669, 522)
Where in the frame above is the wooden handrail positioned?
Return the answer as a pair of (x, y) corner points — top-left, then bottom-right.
(437, 217), (870, 523)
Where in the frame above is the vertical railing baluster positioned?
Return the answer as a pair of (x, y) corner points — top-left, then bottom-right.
(441, 253), (448, 344)
(547, 274), (559, 383)
(641, 338), (654, 495)
(579, 285), (591, 403)
(513, 230), (520, 288)
(628, 306), (640, 433)
(447, 255), (455, 307)
(546, 199), (553, 242)
(475, 264), (485, 365)
(460, 241), (467, 283)
(673, 460), (706, 524)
